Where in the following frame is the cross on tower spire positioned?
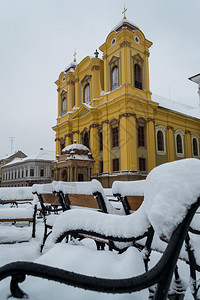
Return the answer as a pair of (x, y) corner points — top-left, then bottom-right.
(122, 6), (127, 19)
(73, 51), (77, 62)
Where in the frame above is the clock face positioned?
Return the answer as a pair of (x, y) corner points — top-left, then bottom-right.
(134, 35), (140, 44)
(111, 37), (116, 46)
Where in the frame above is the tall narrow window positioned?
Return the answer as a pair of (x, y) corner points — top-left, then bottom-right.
(193, 138), (198, 157)
(99, 161), (103, 174)
(157, 130), (164, 151)
(112, 127), (119, 148)
(30, 169), (34, 177)
(138, 126), (145, 147)
(111, 66), (119, 91)
(139, 158), (146, 171)
(83, 132), (90, 149)
(176, 134), (183, 154)
(83, 84), (90, 103)
(113, 158), (119, 172)
(134, 64), (142, 90)
(99, 131), (103, 151)
(61, 97), (66, 116)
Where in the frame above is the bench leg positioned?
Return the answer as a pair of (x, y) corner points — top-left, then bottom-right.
(32, 205), (37, 238)
(40, 224), (52, 253)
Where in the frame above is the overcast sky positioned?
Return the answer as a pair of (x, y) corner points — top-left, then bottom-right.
(0, 0), (199, 159)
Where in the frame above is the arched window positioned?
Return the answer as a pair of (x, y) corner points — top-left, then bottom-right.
(111, 66), (119, 91)
(157, 130), (164, 152)
(61, 97), (66, 116)
(83, 84), (90, 103)
(193, 138), (199, 157)
(83, 132), (90, 149)
(176, 134), (183, 154)
(134, 64), (142, 90)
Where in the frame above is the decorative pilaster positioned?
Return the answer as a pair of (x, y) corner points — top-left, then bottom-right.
(90, 124), (99, 174)
(119, 114), (137, 172)
(167, 126), (175, 162)
(91, 63), (101, 99)
(147, 119), (156, 171)
(102, 120), (110, 174)
(185, 130), (192, 158)
(74, 78), (79, 108)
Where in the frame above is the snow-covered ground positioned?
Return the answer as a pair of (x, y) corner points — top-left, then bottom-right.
(0, 221), (193, 300)
(0, 158), (200, 299)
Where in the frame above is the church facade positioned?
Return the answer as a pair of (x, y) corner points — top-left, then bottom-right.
(52, 17), (200, 187)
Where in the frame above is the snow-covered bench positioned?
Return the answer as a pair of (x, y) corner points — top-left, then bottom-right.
(112, 180), (145, 214)
(52, 179), (119, 215)
(52, 180), (122, 250)
(1, 159), (200, 299)
(32, 180), (120, 252)
(0, 187), (33, 208)
(0, 187), (36, 239)
(32, 183), (67, 252)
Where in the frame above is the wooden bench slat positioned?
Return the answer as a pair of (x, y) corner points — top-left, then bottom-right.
(0, 218), (34, 222)
(125, 196), (144, 211)
(67, 194), (99, 209)
(41, 193), (60, 205)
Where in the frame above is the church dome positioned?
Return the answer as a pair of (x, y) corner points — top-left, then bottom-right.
(61, 143), (93, 160)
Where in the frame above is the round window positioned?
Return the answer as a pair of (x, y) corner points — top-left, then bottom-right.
(134, 35), (140, 44)
(111, 37), (116, 46)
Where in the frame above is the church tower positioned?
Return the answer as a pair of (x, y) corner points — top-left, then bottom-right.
(53, 14), (200, 186)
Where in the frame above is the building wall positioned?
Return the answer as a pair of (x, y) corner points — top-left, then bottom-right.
(52, 21), (200, 187)
(1, 161), (54, 187)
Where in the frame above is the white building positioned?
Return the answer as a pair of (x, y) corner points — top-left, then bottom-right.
(1, 149), (55, 187)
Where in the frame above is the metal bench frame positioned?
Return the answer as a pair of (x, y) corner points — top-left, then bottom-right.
(0, 197), (199, 299)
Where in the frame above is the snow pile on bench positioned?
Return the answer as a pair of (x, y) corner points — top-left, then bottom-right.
(144, 158), (200, 240)
(0, 187), (33, 201)
(52, 159), (200, 244)
(0, 208), (34, 220)
(32, 183), (55, 194)
(53, 179), (118, 214)
(112, 180), (145, 196)
(52, 207), (149, 243)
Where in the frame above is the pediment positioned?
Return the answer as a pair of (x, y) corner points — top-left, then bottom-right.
(71, 106), (90, 120)
(109, 55), (120, 65)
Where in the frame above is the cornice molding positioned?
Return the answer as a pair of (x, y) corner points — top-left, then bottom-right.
(119, 113), (136, 119)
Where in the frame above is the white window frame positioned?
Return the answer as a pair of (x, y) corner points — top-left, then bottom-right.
(155, 125), (166, 155)
(111, 66), (119, 91)
(84, 83), (90, 104)
(174, 129), (185, 157)
(191, 134), (199, 157)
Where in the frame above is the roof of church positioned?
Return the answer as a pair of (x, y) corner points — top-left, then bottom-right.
(152, 94), (200, 120)
(111, 18), (139, 33)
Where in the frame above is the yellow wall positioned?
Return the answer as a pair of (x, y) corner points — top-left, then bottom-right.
(52, 20), (200, 177)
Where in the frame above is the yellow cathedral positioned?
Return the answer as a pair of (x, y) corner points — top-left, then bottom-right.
(52, 15), (200, 187)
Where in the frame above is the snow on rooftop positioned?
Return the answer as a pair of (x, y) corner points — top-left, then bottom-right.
(3, 149), (55, 167)
(152, 93), (200, 119)
(62, 143), (89, 152)
(111, 18), (139, 33)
